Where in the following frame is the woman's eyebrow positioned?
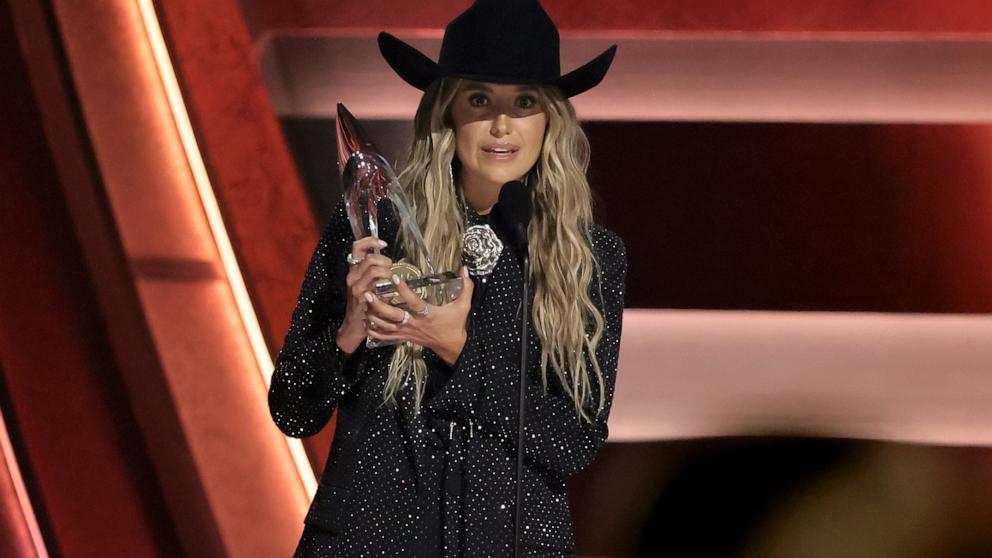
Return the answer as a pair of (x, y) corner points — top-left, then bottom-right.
(461, 83), (492, 92)
(460, 83), (538, 93)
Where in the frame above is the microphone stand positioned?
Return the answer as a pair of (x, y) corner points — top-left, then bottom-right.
(491, 179), (531, 558)
(513, 252), (529, 558)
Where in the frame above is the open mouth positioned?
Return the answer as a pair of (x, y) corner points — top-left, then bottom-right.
(482, 144), (519, 155)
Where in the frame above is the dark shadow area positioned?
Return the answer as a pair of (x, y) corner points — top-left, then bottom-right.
(568, 437), (992, 558)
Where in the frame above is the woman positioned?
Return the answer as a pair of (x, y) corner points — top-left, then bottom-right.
(268, 1), (626, 556)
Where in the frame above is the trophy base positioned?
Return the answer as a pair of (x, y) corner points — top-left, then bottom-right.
(366, 271), (464, 349)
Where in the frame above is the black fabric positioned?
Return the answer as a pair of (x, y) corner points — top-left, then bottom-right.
(423, 347), (455, 402)
(491, 180), (532, 257)
(269, 198), (627, 557)
(377, 0), (617, 98)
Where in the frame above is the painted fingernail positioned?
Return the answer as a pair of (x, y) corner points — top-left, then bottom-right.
(377, 239), (388, 247)
(363, 292), (374, 303)
(391, 274), (400, 285)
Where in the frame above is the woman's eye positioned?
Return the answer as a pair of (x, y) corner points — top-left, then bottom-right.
(517, 96), (538, 109)
(468, 94), (489, 107)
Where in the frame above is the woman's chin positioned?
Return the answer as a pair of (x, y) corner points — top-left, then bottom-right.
(477, 167), (529, 186)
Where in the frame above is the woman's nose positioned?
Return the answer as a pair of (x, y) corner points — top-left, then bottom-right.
(490, 113), (510, 136)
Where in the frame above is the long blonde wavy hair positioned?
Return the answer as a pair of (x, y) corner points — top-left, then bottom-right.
(386, 77), (607, 424)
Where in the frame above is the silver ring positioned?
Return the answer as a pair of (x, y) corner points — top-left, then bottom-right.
(398, 310), (411, 326)
(413, 304), (430, 317)
(346, 253), (364, 266)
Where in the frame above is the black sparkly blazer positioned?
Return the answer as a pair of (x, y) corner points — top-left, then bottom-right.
(268, 199), (626, 558)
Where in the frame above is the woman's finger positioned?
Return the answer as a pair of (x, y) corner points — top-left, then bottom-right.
(355, 253), (393, 273)
(390, 274), (427, 313)
(346, 253), (392, 287)
(364, 291), (406, 324)
(349, 236), (388, 264)
(351, 265), (392, 298)
(366, 314), (400, 333)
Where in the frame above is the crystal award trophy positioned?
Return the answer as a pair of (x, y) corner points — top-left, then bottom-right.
(336, 103), (464, 348)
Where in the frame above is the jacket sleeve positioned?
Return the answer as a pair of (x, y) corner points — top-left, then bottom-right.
(268, 200), (371, 438)
(424, 228), (627, 477)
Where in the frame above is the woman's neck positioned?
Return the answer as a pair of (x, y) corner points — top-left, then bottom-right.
(458, 169), (500, 215)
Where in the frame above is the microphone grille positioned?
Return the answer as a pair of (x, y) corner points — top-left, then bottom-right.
(496, 180), (532, 227)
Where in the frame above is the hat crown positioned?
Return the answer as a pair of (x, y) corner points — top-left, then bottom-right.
(376, 0), (616, 97)
(438, 0), (561, 82)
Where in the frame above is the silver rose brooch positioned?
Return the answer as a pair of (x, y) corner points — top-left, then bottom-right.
(463, 224), (503, 276)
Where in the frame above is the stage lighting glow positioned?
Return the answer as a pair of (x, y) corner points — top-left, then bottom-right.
(134, 0), (317, 499)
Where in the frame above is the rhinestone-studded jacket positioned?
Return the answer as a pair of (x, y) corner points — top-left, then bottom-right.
(269, 199), (626, 557)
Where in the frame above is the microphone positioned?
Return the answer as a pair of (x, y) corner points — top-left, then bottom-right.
(491, 180), (532, 259)
(491, 180), (533, 558)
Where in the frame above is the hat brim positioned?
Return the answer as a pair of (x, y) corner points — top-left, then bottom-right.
(377, 32), (616, 98)
(377, 32), (441, 91)
(556, 44), (617, 97)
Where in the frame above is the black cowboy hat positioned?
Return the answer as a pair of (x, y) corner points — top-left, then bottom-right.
(378, 0), (617, 98)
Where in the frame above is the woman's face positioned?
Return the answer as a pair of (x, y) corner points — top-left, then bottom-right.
(449, 81), (548, 188)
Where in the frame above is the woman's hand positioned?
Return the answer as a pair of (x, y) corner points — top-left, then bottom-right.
(336, 236), (393, 354)
(365, 266), (474, 366)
